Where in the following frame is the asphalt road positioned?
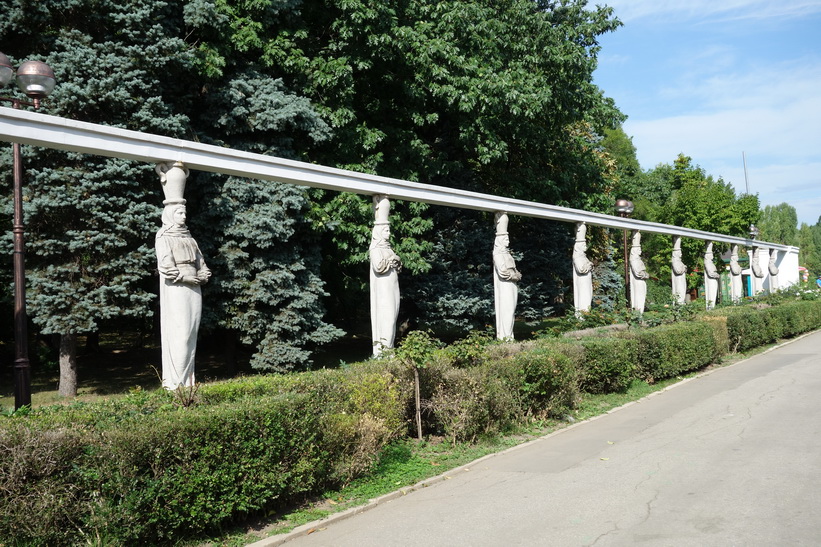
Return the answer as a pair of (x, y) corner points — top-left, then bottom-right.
(257, 330), (821, 547)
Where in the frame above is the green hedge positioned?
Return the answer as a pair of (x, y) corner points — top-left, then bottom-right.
(621, 322), (718, 382)
(713, 300), (821, 352)
(0, 366), (407, 545)
(3, 299), (820, 544)
(576, 337), (638, 394)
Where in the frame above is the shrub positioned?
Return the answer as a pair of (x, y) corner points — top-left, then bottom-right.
(0, 365), (407, 545)
(577, 337), (638, 393)
(509, 347), (580, 418)
(623, 322), (717, 382)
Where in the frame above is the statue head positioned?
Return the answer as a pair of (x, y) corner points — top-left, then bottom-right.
(161, 204), (187, 227)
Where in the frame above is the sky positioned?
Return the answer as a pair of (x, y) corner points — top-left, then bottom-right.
(593, 0), (821, 226)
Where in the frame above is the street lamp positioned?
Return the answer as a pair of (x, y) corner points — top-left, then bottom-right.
(748, 224), (759, 240)
(0, 51), (56, 409)
(615, 199), (634, 309)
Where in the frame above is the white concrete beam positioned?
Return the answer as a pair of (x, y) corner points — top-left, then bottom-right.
(0, 107), (799, 253)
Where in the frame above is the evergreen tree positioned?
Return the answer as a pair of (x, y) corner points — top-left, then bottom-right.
(0, 0), (342, 390)
(1, 0), (195, 395)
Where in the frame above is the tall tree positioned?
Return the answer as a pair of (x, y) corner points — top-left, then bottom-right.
(0, 0), (195, 395)
(0, 0), (343, 391)
(649, 156), (760, 279)
(758, 203), (798, 245)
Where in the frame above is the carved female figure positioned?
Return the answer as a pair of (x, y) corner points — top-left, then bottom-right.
(703, 242), (720, 309)
(729, 245), (742, 302)
(671, 236), (687, 304)
(493, 213), (521, 340)
(629, 230), (649, 312)
(156, 203), (211, 389)
(768, 249), (780, 291)
(370, 195), (402, 355)
(750, 246), (764, 294)
(572, 222), (593, 314)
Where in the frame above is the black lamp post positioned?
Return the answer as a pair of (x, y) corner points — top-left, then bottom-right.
(615, 199), (634, 309)
(0, 51), (56, 409)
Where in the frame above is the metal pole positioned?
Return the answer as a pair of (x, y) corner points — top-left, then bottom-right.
(742, 151), (750, 195)
(11, 100), (31, 409)
(623, 229), (630, 309)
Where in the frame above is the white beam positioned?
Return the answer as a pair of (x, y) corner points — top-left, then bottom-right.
(0, 107), (799, 253)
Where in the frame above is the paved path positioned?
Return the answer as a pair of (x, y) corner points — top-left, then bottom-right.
(258, 331), (821, 546)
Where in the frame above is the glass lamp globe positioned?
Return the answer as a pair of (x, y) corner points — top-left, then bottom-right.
(16, 60), (56, 98)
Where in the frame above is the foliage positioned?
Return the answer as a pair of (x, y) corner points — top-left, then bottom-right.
(4, 297), (821, 544)
(440, 329), (496, 368)
(0, 0), (345, 374)
(629, 155), (761, 278)
(576, 337), (638, 394)
(796, 219), (821, 277)
(757, 203), (798, 245)
(200, 0), (626, 325)
(0, 0), (196, 389)
(622, 322), (717, 382)
(0, 364), (407, 545)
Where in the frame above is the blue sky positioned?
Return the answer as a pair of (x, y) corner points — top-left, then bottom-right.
(593, 0), (821, 226)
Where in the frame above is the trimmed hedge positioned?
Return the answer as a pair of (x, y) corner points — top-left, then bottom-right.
(3, 299), (820, 544)
(576, 337), (638, 394)
(713, 300), (821, 352)
(622, 322), (718, 382)
(0, 365), (407, 545)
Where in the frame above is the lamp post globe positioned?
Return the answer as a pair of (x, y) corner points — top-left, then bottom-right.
(16, 60), (56, 100)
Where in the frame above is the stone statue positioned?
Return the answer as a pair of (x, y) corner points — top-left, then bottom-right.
(629, 230), (649, 312)
(493, 212), (521, 340)
(703, 242), (720, 309)
(155, 161), (211, 390)
(749, 246), (764, 295)
(729, 244), (743, 302)
(671, 236), (687, 304)
(572, 222), (593, 315)
(370, 195), (402, 356)
(768, 249), (780, 291)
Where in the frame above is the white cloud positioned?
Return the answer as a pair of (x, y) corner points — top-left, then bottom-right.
(604, 0), (821, 23)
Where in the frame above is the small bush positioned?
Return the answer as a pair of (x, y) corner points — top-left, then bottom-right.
(577, 337), (638, 393)
(623, 322), (717, 382)
(510, 347), (580, 418)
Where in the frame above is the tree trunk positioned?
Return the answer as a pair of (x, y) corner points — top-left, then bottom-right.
(414, 366), (422, 440)
(58, 333), (78, 398)
(223, 329), (238, 377)
(84, 331), (100, 354)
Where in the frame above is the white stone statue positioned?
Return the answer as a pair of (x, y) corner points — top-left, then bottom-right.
(749, 246), (764, 295)
(729, 244), (743, 302)
(493, 212), (521, 340)
(572, 222), (593, 315)
(369, 195), (402, 356)
(155, 161), (211, 390)
(768, 249), (780, 291)
(629, 230), (649, 312)
(671, 236), (687, 305)
(703, 242), (720, 309)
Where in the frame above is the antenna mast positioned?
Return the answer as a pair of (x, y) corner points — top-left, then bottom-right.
(742, 151), (750, 194)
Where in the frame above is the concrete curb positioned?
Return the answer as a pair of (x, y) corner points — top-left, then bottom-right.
(247, 330), (816, 546)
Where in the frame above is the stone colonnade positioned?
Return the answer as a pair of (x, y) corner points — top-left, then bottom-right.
(0, 109), (802, 384)
(151, 168), (799, 378)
